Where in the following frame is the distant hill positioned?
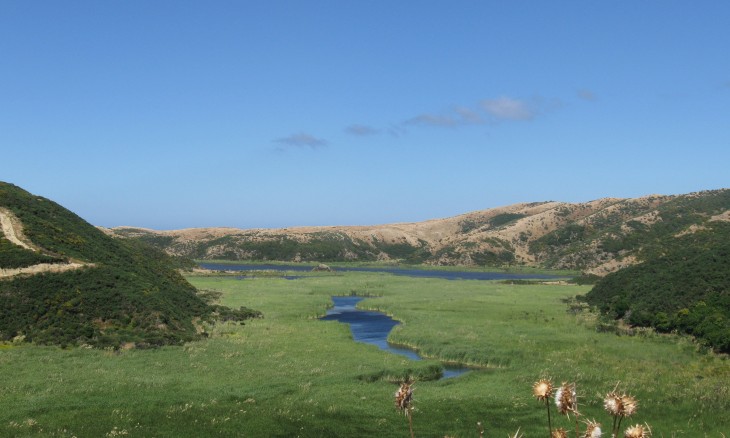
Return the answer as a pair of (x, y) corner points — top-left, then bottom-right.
(108, 189), (730, 275)
(0, 182), (259, 348)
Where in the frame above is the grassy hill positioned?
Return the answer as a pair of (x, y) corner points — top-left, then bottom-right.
(109, 189), (730, 274)
(0, 182), (259, 348)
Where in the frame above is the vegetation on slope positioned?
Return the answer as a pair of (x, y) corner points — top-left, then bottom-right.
(584, 221), (730, 352)
(122, 228), (434, 264)
(0, 182), (259, 348)
(0, 235), (65, 269)
(111, 190), (730, 275)
(533, 189), (730, 270)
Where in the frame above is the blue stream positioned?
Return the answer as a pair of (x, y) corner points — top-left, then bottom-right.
(320, 296), (470, 379)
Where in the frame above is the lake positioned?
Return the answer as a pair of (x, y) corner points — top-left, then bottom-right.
(198, 262), (565, 281)
(320, 296), (470, 379)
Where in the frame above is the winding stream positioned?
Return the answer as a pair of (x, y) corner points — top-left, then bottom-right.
(320, 296), (470, 379)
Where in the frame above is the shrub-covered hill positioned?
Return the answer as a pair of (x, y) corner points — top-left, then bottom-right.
(0, 182), (259, 348)
(584, 221), (730, 353)
(107, 189), (730, 274)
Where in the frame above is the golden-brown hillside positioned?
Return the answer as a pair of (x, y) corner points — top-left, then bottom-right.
(107, 189), (730, 275)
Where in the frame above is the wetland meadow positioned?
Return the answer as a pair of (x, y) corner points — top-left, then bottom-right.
(0, 267), (728, 436)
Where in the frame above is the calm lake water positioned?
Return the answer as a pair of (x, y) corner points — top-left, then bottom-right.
(320, 296), (470, 379)
(198, 262), (564, 281)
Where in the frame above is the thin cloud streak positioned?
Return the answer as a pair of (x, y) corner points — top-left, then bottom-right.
(454, 106), (483, 124)
(577, 89), (597, 101)
(481, 97), (535, 121)
(274, 133), (328, 150)
(403, 95), (552, 129)
(404, 113), (461, 127)
(345, 124), (379, 136)
(345, 94), (560, 140)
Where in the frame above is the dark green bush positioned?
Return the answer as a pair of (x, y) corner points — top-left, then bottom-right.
(585, 221), (730, 353)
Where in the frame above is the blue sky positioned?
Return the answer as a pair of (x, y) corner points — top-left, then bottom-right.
(2, 1), (729, 229)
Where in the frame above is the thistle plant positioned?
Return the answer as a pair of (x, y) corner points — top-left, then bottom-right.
(555, 382), (581, 437)
(554, 382), (578, 418)
(603, 384), (638, 437)
(583, 419), (602, 438)
(395, 381), (415, 438)
(552, 428), (568, 438)
(531, 378), (651, 438)
(532, 378), (555, 437)
(623, 423), (651, 438)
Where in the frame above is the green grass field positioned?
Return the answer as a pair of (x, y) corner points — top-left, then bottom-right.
(1, 271), (728, 437)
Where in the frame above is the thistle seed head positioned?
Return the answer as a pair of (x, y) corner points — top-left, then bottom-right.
(583, 419), (602, 438)
(624, 423), (651, 438)
(554, 382), (577, 416)
(394, 382), (414, 414)
(532, 379), (554, 401)
(604, 387), (638, 418)
(552, 428), (568, 438)
(620, 394), (638, 417)
(603, 391), (623, 416)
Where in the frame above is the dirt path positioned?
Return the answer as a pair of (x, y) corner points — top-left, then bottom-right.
(0, 207), (92, 278)
(0, 262), (91, 278)
(0, 207), (35, 250)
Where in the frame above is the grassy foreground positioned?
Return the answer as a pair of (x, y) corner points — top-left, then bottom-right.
(0, 271), (728, 437)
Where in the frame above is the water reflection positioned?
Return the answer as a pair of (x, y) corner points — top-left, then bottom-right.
(320, 296), (470, 379)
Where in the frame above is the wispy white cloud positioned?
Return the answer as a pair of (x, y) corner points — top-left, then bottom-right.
(404, 113), (461, 127)
(404, 105), (484, 128)
(345, 124), (379, 136)
(577, 89), (597, 101)
(388, 124), (408, 138)
(345, 94), (560, 139)
(481, 97), (535, 121)
(274, 133), (328, 150)
(454, 106), (483, 124)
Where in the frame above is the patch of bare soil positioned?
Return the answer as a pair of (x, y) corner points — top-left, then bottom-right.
(585, 255), (638, 276)
(0, 207), (35, 250)
(710, 210), (730, 222)
(0, 208), (92, 279)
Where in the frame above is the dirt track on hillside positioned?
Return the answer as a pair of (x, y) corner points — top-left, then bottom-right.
(0, 207), (92, 278)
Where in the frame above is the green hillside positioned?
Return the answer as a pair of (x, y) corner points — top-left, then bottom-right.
(584, 221), (730, 352)
(0, 182), (259, 348)
(532, 189), (730, 269)
(0, 234), (63, 269)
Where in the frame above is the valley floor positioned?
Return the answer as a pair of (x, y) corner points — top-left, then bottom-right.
(0, 272), (727, 436)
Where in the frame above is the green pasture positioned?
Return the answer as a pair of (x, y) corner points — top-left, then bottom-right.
(0, 272), (728, 437)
